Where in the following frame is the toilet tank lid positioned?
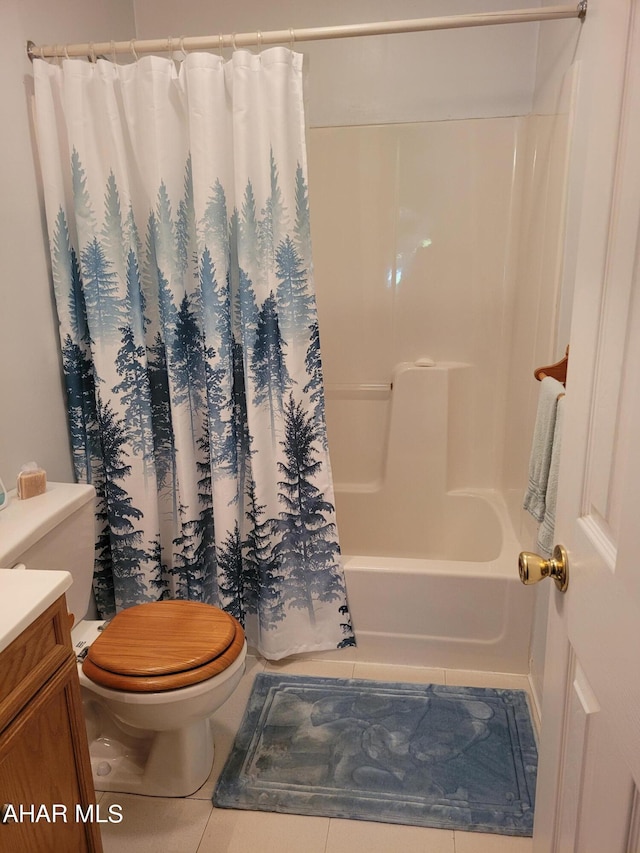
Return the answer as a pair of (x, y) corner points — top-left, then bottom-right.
(0, 482), (95, 567)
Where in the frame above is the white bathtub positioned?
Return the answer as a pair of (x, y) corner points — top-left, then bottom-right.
(324, 363), (534, 674)
(338, 490), (533, 673)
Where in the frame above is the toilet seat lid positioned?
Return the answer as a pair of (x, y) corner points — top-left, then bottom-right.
(87, 600), (238, 677)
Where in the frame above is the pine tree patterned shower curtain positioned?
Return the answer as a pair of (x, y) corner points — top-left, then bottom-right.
(33, 48), (354, 659)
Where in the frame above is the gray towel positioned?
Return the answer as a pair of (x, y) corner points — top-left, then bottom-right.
(537, 395), (565, 557)
(523, 376), (565, 522)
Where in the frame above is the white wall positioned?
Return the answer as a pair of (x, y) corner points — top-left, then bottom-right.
(0, 0), (136, 488)
(133, 0), (539, 126)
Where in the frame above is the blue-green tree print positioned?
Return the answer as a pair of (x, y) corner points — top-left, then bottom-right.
(240, 179), (262, 285)
(251, 293), (292, 437)
(61, 336), (100, 484)
(147, 535), (171, 601)
(275, 235), (315, 344)
(231, 339), (252, 496)
(199, 248), (236, 472)
(217, 522), (245, 624)
(81, 237), (125, 343)
(52, 207), (102, 483)
(71, 147), (96, 233)
(125, 249), (146, 343)
(176, 156), (197, 279)
(304, 320), (328, 449)
(236, 267), (259, 338)
(294, 162), (312, 263)
(243, 476), (284, 628)
(173, 294), (207, 438)
(202, 178), (229, 267)
(38, 61), (354, 655)
(52, 208), (89, 344)
(171, 505), (205, 601)
(102, 171), (127, 284)
(193, 422), (217, 605)
(113, 325), (155, 479)
(274, 394), (345, 624)
(96, 394), (152, 609)
(155, 181), (177, 282)
(258, 149), (288, 271)
(147, 332), (176, 497)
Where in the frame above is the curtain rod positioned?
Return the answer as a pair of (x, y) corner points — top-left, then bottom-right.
(27, 3), (587, 62)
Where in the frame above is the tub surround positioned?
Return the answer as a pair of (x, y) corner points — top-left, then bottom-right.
(328, 361), (473, 557)
(311, 118), (522, 494)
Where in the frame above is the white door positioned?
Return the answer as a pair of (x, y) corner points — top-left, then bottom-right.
(533, 1), (640, 850)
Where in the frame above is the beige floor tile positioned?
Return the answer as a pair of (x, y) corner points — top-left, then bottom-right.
(197, 808), (329, 853)
(326, 818), (455, 853)
(99, 792), (211, 853)
(352, 663), (446, 684)
(263, 657), (355, 678)
(94, 662), (537, 853)
(444, 670), (531, 693)
(454, 830), (533, 852)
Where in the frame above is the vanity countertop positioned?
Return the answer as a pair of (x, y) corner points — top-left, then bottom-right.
(0, 568), (71, 653)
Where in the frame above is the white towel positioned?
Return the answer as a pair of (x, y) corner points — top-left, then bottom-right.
(523, 376), (565, 522)
(537, 395), (564, 557)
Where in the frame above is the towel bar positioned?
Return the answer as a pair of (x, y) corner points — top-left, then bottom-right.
(534, 345), (569, 385)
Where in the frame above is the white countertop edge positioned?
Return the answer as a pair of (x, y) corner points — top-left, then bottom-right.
(0, 568), (72, 653)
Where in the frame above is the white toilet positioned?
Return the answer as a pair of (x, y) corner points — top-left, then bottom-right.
(0, 482), (247, 797)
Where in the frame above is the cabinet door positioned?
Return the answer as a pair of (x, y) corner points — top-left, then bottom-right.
(0, 656), (102, 852)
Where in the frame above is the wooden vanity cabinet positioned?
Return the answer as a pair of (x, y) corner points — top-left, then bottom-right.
(0, 595), (103, 852)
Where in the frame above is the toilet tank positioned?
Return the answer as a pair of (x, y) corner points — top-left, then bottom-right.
(0, 482), (96, 625)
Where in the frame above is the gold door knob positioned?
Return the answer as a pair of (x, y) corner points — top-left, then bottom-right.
(518, 544), (569, 592)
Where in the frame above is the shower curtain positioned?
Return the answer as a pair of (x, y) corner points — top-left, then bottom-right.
(33, 48), (354, 659)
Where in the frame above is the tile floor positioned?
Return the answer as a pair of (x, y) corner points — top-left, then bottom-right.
(96, 655), (538, 853)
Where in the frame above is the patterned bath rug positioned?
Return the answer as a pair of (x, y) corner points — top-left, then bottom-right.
(213, 673), (538, 836)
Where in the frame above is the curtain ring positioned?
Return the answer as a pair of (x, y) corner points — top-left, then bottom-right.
(232, 33), (237, 52)
(257, 31), (262, 51)
(110, 40), (117, 63)
(218, 34), (224, 57)
(89, 42), (96, 63)
(180, 37), (187, 59)
(64, 44), (70, 60)
(130, 39), (139, 61)
(168, 36), (174, 57)
(289, 28), (295, 50)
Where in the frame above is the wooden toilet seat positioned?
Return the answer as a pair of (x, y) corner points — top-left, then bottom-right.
(82, 600), (245, 693)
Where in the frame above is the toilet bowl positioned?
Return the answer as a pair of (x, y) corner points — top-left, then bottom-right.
(0, 483), (248, 798)
(73, 599), (247, 796)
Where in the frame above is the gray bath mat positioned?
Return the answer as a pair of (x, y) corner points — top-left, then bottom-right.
(213, 673), (537, 836)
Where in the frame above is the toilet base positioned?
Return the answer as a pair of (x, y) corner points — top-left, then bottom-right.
(74, 624), (246, 797)
(86, 705), (215, 797)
